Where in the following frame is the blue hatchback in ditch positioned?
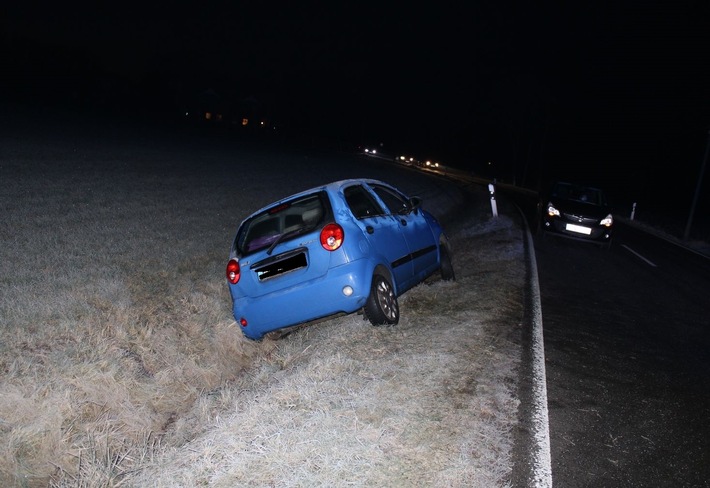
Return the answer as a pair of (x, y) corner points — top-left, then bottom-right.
(226, 178), (455, 340)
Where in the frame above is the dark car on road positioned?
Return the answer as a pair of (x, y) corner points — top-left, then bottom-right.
(538, 181), (613, 248)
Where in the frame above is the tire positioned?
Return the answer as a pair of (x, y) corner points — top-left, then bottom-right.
(364, 274), (399, 326)
(439, 246), (455, 281)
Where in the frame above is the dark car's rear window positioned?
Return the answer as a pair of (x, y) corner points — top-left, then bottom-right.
(235, 192), (330, 254)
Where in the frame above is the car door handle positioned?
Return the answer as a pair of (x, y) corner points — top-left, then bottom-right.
(366, 225), (374, 234)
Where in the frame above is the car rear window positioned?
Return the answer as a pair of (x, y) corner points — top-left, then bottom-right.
(235, 192), (329, 254)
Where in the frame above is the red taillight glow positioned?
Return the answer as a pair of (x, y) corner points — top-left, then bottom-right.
(226, 259), (241, 284)
(320, 223), (344, 251)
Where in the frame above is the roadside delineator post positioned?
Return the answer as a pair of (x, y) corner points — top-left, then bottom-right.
(630, 202), (636, 220)
(488, 183), (498, 218)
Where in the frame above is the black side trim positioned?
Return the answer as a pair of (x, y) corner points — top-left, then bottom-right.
(391, 244), (437, 269)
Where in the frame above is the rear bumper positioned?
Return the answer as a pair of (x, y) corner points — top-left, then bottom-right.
(230, 259), (374, 340)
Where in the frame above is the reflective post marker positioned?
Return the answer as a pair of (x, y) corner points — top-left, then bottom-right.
(488, 183), (498, 218)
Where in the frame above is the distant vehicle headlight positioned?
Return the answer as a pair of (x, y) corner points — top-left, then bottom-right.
(546, 203), (560, 217)
(600, 214), (613, 227)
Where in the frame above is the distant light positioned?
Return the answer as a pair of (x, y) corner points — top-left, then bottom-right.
(242, 118), (249, 126)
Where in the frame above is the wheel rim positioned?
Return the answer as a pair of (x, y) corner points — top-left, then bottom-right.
(376, 279), (397, 321)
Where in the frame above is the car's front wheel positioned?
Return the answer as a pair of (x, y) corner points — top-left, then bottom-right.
(364, 274), (399, 326)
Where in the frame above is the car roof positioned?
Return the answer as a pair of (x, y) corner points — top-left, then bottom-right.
(243, 178), (395, 220)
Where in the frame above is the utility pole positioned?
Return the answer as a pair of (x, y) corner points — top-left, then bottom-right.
(683, 128), (710, 241)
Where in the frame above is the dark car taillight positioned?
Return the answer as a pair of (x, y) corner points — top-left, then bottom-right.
(226, 259), (241, 284)
(320, 223), (344, 251)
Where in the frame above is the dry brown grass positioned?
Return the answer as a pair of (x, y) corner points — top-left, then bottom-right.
(123, 213), (525, 487)
(0, 122), (524, 487)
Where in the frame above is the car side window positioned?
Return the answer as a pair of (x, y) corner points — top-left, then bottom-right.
(371, 185), (410, 215)
(344, 185), (385, 219)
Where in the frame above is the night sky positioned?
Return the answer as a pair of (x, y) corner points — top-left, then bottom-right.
(2, 2), (710, 209)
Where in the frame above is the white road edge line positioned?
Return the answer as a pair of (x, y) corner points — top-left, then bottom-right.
(620, 244), (658, 267)
(527, 230), (553, 487)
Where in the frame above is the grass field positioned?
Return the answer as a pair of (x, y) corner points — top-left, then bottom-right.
(1, 117), (525, 487)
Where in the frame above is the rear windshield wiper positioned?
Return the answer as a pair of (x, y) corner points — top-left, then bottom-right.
(266, 227), (305, 255)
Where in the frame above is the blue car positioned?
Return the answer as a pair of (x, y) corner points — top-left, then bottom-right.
(226, 178), (455, 340)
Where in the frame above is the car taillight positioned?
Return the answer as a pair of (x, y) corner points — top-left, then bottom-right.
(320, 223), (344, 251)
(226, 259), (241, 284)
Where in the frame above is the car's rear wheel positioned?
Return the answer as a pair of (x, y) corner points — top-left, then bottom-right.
(364, 274), (399, 325)
(440, 246), (455, 281)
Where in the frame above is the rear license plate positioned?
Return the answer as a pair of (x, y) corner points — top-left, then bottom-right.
(566, 223), (592, 235)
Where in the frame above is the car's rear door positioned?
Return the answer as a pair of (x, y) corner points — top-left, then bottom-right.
(368, 183), (438, 277)
(342, 184), (414, 287)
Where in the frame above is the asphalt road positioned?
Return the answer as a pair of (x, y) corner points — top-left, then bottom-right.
(385, 170), (709, 486)
(533, 223), (710, 487)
